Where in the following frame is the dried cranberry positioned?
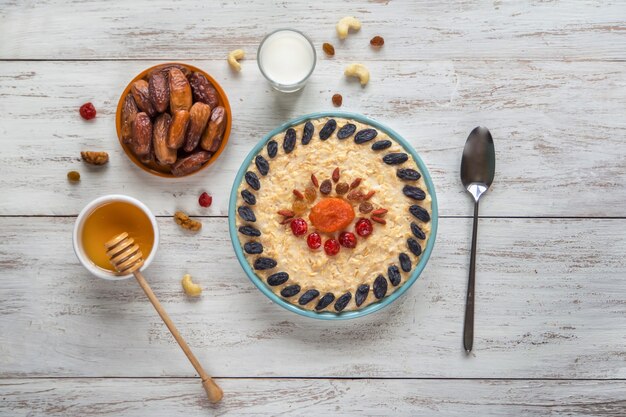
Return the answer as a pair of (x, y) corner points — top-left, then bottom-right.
(79, 102), (96, 120)
(198, 192), (212, 207)
(307, 232), (322, 249)
(291, 218), (308, 236)
(324, 238), (341, 256)
(355, 218), (373, 237)
(338, 232), (357, 248)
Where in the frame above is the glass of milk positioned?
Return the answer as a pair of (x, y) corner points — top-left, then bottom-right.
(257, 29), (316, 93)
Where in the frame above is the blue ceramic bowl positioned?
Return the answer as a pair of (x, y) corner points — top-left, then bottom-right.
(229, 112), (438, 320)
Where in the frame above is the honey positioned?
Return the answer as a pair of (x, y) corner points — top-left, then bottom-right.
(81, 201), (154, 272)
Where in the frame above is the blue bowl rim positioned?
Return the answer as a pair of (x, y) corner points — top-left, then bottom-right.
(228, 111), (439, 320)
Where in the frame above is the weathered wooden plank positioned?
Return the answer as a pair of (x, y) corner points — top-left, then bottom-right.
(0, 60), (624, 216)
(1, 217), (624, 378)
(1, 378), (625, 416)
(0, 0), (625, 60)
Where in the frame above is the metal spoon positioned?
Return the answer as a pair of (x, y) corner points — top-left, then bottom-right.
(460, 126), (495, 353)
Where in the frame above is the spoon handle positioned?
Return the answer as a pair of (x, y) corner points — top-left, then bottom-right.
(463, 199), (479, 353)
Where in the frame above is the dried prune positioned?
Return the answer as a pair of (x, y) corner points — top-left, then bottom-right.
(267, 140), (278, 158)
(407, 238), (422, 256)
(397, 168), (421, 181)
(170, 151), (211, 176)
(373, 275), (388, 299)
(298, 289), (320, 305)
(388, 265), (401, 286)
(319, 119), (337, 140)
(399, 253), (412, 272)
(320, 179), (332, 195)
(283, 128), (296, 153)
(148, 71), (170, 113)
(245, 171), (260, 190)
(244, 242), (263, 254)
(337, 123), (356, 139)
(371, 140), (392, 151)
(169, 68), (192, 112)
(354, 128), (377, 144)
(355, 284), (369, 307)
(184, 102), (211, 152)
(255, 155), (270, 176)
(189, 72), (219, 108)
(403, 185), (426, 201)
(153, 113), (176, 165)
(409, 205), (430, 222)
(254, 257), (277, 271)
(238, 206), (256, 222)
(411, 222), (426, 240)
(334, 292), (352, 312)
(302, 121), (314, 145)
(131, 80), (156, 117)
(383, 153), (409, 165)
(239, 225), (261, 237)
(280, 284), (301, 297)
(267, 272), (288, 286)
(315, 293), (335, 310)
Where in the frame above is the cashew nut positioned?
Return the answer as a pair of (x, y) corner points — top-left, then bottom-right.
(181, 274), (202, 297)
(228, 49), (245, 72)
(344, 63), (370, 86)
(336, 16), (361, 40)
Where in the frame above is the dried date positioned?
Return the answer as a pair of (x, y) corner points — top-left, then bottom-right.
(129, 112), (153, 157)
(200, 106), (226, 152)
(153, 113), (176, 165)
(167, 110), (190, 150)
(148, 71), (170, 113)
(120, 94), (138, 142)
(170, 151), (211, 177)
(189, 72), (219, 108)
(131, 80), (156, 117)
(169, 68), (192, 112)
(183, 102), (211, 152)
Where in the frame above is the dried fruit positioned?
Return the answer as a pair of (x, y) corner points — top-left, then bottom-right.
(81, 151), (109, 165)
(148, 71), (170, 113)
(397, 168), (421, 181)
(373, 275), (388, 299)
(121, 94), (138, 142)
(293, 189), (305, 200)
(280, 284), (301, 297)
(184, 102), (212, 152)
(67, 171), (80, 182)
(149, 64), (191, 79)
(354, 128), (378, 144)
(309, 198), (355, 233)
(254, 257), (277, 270)
(370, 36), (385, 48)
(383, 152), (409, 165)
(79, 102), (96, 120)
(324, 239), (340, 256)
(359, 201), (373, 214)
(372, 208), (388, 216)
(153, 113), (176, 165)
(334, 292), (352, 312)
(302, 121), (314, 145)
(355, 284), (369, 307)
(238, 225), (261, 236)
(305, 186), (317, 202)
(332, 167), (340, 183)
(411, 222), (426, 240)
(311, 174), (319, 188)
(278, 209), (295, 218)
(409, 205), (431, 222)
(307, 232), (322, 249)
(198, 192), (212, 207)
(337, 123), (356, 139)
(292, 199), (307, 214)
(388, 265), (401, 286)
(169, 68), (192, 112)
(399, 253), (412, 272)
(170, 151), (211, 176)
(131, 80), (156, 117)
(338, 231), (357, 248)
(364, 190), (376, 200)
(371, 216), (386, 225)
(200, 106), (226, 152)
(403, 185), (426, 201)
(299, 289), (320, 305)
(283, 128), (296, 153)
(407, 238), (422, 256)
(167, 110), (190, 150)
(238, 206), (256, 222)
(322, 42), (335, 56)
(332, 93), (343, 107)
(267, 140), (278, 158)
(267, 272), (289, 286)
(290, 218), (308, 236)
(189, 72), (219, 108)
(355, 218), (373, 237)
(245, 171), (261, 190)
(371, 140), (392, 151)
(315, 293), (335, 310)
(242, 190), (256, 205)
(346, 189), (364, 202)
(335, 182), (349, 195)
(255, 155), (270, 176)
(129, 112), (153, 157)
(319, 119), (337, 140)
(244, 241), (263, 254)
(350, 178), (362, 189)
(174, 211), (202, 231)
(320, 179), (332, 195)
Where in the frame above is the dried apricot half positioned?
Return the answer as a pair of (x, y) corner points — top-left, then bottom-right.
(309, 197), (355, 233)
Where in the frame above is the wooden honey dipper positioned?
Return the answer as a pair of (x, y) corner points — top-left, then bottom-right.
(105, 232), (223, 403)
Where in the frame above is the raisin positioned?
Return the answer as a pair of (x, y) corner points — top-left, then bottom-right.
(281, 284), (301, 297)
(347, 190), (364, 202)
(334, 292), (352, 312)
(388, 265), (401, 286)
(238, 206), (256, 222)
(67, 171), (80, 182)
(241, 190), (256, 205)
(315, 293), (335, 311)
(373, 275), (388, 299)
(244, 242), (263, 254)
(370, 36), (385, 48)
(383, 153), (409, 165)
(239, 225), (261, 237)
(411, 222), (426, 239)
(254, 257), (277, 270)
(354, 128), (378, 144)
(409, 205), (431, 222)
(267, 272), (289, 286)
(335, 182), (349, 195)
(267, 140), (278, 158)
(292, 199), (307, 214)
(283, 128), (296, 153)
(302, 121), (314, 145)
(332, 93), (343, 107)
(403, 185), (426, 200)
(298, 289), (320, 305)
(322, 42), (335, 56)
(320, 179), (332, 194)
(407, 238), (422, 256)
(359, 201), (373, 214)
(245, 171), (261, 190)
(337, 123), (356, 139)
(305, 186), (317, 202)
(371, 140), (392, 151)
(319, 119), (337, 140)
(355, 284), (370, 307)
(399, 253), (412, 272)
(397, 168), (421, 181)
(255, 155), (270, 176)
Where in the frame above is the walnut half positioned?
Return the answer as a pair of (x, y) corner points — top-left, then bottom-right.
(81, 151), (109, 165)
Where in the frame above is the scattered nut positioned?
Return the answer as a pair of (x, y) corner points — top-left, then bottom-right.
(344, 63), (370, 86)
(370, 36), (384, 48)
(174, 210), (202, 231)
(67, 171), (80, 182)
(228, 49), (245, 72)
(336, 16), (361, 40)
(332, 93), (343, 107)
(81, 151), (109, 165)
(181, 274), (202, 297)
(322, 42), (335, 56)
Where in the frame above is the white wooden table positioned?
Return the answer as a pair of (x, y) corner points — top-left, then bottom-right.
(1, 1), (625, 415)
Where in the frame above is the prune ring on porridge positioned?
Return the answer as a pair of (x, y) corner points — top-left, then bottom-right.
(229, 112), (438, 320)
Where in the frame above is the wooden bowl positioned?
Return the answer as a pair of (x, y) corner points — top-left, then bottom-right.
(115, 63), (232, 178)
